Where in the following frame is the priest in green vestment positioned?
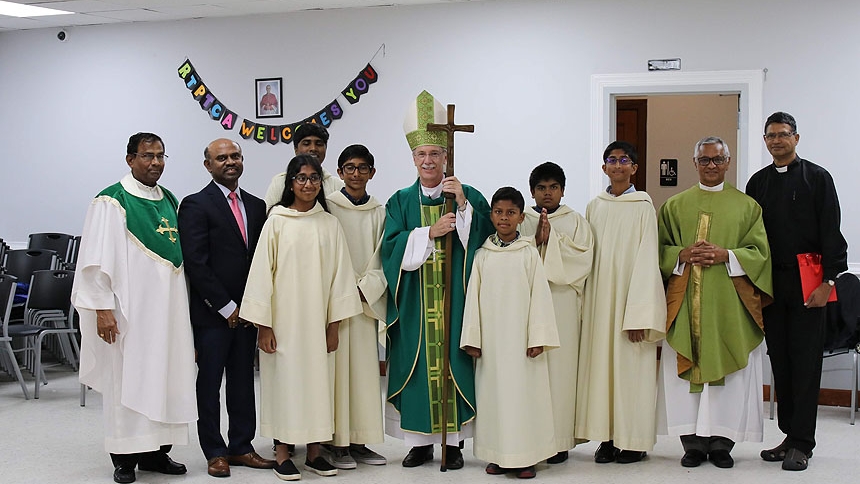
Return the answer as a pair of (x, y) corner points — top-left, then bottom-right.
(381, 91), (493, 469)
(656, 136), (773, 469)
(72, 133), (197, 484)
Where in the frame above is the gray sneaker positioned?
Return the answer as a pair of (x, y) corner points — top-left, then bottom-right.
(349, 445), (387, 465)
(328, 447), (357, 470)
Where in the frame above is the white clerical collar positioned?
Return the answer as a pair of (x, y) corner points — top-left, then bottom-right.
(605, 183), (636, 197)
(775, 165), (788, 173)
(215, 182), (241, 200)
(122, 172), (163, 200)
(421, 182), (443, 199)
(699, 182), (724, 192)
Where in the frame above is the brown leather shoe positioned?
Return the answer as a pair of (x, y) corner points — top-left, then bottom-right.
(207, 457), (230, 478)
(227, 451), (277, 469)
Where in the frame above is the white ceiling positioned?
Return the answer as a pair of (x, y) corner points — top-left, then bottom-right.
(0, 0), (480, 30)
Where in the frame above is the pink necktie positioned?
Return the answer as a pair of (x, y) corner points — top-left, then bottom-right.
(228, 192), (247, 245)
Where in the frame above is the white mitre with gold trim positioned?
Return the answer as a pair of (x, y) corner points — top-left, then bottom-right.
(403, 90), (448, 150)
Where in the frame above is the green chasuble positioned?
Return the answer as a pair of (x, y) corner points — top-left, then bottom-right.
(382, 179), (493, 434)
(97, 182), (183, 268)
(657, 184), (772, 392)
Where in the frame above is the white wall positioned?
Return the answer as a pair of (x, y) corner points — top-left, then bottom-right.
(1, 0), (857, 388)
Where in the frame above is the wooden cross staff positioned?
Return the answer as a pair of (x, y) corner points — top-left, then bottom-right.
(426, 104), (473, 472)
(427, 104), (475, 198)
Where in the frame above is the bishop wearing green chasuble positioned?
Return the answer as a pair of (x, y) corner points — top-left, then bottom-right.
(382, 91), (493, 469)
(656, 136), (773, 469)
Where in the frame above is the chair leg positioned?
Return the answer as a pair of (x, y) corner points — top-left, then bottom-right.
(57, 329), (74, 366)
(34, 333), (48, 399)
(2, 342), (30, 400)
(80, 383), (87, 407)
(21, 335), (34, 377)
(851, 350), (857, 426)
(67, 332), (81, 371)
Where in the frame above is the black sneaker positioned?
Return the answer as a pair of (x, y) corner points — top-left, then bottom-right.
(274, 459), (301, 481)
(305, 456), (338, 476)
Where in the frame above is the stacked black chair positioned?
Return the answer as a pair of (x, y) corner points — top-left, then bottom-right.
(3, 249), (58, 318)
(0, 274), (30, 399)
(7, 269), (79, 399)
(0, 238), (9, 268)
(28, 233), (75, 267)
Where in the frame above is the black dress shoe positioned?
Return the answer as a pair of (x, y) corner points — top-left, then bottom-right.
(616, 450), (646, 464)
(138, 453), (187, 475)
(113, 464), (136, 483)
(594, 441), (619, 463)
(443, 445), (464, 470)
(681, 449), (707, 467)
(708, 449), (734, 468)
(547, 451), (568, 464)
(402, 445), (434, 467)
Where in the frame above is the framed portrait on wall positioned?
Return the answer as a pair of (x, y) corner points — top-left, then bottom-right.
(256, 77), (283, 118)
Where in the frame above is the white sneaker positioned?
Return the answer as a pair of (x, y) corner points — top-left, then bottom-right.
(327, 447), (356, 470)
(349, 445), (387, 465)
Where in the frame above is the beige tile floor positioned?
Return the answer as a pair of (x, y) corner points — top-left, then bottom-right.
(1, 364), (857, 484)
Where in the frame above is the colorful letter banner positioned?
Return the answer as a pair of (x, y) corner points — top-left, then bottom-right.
(177, 59), (379, 145)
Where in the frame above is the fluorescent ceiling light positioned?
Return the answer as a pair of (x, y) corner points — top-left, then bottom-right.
(0, 1), (74, 17)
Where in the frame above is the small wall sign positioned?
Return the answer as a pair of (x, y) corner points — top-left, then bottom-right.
(660, 159), (678, 186)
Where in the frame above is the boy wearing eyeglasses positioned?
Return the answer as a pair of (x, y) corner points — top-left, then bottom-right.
(575, 141), (666, 465)
(325, 144), (388, 469)
(518, 162), (594, 465)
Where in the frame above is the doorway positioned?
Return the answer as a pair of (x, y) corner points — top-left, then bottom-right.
(615, 94), (740, 209)
(590, 70), (765, 200)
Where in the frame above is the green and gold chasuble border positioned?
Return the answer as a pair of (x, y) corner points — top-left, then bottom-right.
(687, 211), (724, 391)
(419, 203), (461, 433)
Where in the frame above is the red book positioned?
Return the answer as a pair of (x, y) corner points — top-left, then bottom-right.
(797, 253), (837, 303)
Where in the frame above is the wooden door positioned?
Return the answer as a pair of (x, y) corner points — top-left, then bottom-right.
(616, 99), (647, 191)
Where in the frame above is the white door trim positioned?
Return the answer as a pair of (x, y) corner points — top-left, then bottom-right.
(590, 70), (765, 198)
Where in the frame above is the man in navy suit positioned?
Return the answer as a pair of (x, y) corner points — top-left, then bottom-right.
(178, 138), (274, 477)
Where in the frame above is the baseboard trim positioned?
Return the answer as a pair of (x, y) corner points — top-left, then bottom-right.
(764, 385), (859, 408)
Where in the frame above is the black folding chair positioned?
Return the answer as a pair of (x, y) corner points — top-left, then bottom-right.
(27, 233), (75, 264)
(7, 270), (80, 399)
(3, 249), (58, 317)
(0, 274), (30, 399)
